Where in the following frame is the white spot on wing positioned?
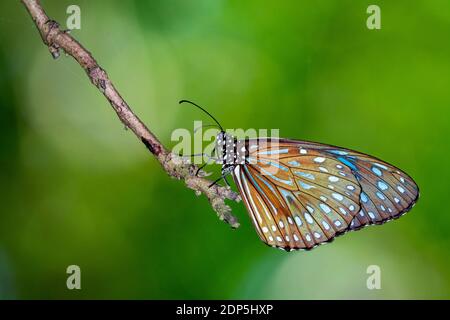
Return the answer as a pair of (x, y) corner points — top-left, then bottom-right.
(361, 192), (368, 203)
(328, 176), (339, 182)
(288, 160), (301, 167)
(332, 193), (344, 201)
(376, 192), (386, 200)
(319, 203), (331, 214)
(372, 166), (382, 177)
(304, 212), (314, 224)
(313, 157), (326, 163)
(258, 148), (289, 155)
(295, 171), (315, 180)
(298, 181), (315, 190)
(378, 181), (389, 191)
(373, 162), (388, 170)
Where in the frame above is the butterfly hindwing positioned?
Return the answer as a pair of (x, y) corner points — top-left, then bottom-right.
(233, 140), (361, 250)
(325, 152), (420, 230)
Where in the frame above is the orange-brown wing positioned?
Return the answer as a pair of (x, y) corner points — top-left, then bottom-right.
(233, 140), (362, 250)
(243, 138), (419, 237)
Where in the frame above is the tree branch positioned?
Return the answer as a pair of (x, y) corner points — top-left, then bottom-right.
(21, 0), (240, 228)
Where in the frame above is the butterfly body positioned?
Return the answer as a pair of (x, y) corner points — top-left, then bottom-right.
(214, 131), (419, 251)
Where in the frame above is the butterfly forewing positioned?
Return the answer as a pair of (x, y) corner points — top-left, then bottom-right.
(232, 138), (419, 251)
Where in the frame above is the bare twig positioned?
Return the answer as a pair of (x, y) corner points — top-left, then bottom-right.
(21, 0), (240, 228)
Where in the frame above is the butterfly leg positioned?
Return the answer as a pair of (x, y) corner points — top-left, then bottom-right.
(180, 152), (209, 158)
(194, 147), (218, 176)
(223, 175), (231, 187)
(195, 162), (208, 176)
(208, 172), (232, 188)
(180, 153), (219, 163)
(208, 177), (223, 188)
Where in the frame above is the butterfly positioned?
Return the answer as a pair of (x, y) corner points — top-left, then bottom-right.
(180, 100), (420, 251)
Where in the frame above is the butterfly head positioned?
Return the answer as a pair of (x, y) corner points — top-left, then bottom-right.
(178, 99), (246, 169)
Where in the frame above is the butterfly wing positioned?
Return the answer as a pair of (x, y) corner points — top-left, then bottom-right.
(278, 139), (420, 230)
(232, 138), (419, 251)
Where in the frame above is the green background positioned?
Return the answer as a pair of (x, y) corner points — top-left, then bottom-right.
(1, 0), (449, 299)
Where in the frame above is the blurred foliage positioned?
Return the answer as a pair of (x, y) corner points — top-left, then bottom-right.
(0, 0), (449, 299)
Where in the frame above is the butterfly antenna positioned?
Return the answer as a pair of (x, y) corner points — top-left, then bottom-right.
(193, 124), (221, 134)
(179, 100), (224, 132)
